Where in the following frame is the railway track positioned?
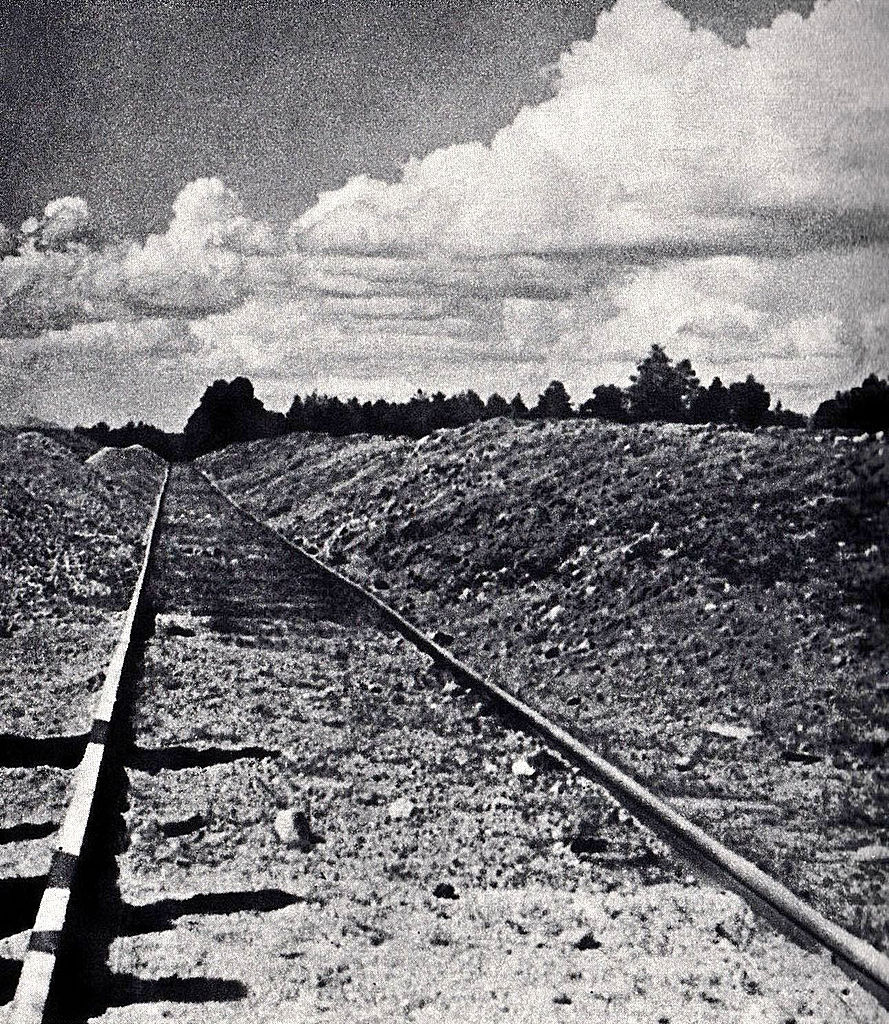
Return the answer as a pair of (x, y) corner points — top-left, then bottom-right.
(4, 462), (888, 1022)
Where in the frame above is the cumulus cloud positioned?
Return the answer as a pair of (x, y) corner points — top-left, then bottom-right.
(20, 196), (96, 251)
(161, 177), (280, 256)
(0, 178), (280, 338)
(295, 0), (889, 258)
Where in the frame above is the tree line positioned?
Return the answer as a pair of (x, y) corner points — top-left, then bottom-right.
(76, 344), (888, 460)
(811, 374), (889, 433)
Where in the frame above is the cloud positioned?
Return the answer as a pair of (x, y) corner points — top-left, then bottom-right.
(542, 247), (889, 409)
(295, 0), (889, 259)
(4, 1), (885, 338)
(0, 319), (212, 428)
(0, 178), (280, 338)
(162, 177), (280, 256)
(20, 196), (96, 251)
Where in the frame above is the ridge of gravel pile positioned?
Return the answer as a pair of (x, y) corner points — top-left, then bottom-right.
(86, 444), (168, 505)
(8, 421), (99, 462)
(0, 430), (165, 737)
(200, 418), (889, 951)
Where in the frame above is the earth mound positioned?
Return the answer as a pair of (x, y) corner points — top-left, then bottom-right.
(0, 428), (167, 737)
(0, 432), (162, 626)
(86, 444), (167, 503)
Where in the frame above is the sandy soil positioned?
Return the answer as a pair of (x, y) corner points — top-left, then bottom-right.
(200, 418), (889, 951)
(77, 466), (886, 1023)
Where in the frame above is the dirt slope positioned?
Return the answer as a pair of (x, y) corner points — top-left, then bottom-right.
(0, 430), (165, 737)
(201, 418), (889, 950)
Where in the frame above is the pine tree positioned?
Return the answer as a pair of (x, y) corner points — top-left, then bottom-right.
(533, 380), (573, 419)
(626, 345), (700, 422)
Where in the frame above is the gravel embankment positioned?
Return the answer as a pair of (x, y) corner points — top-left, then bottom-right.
(87, 466), (886, 1022)
(200, 418), (889, 951)
(0, 431), (166, 735)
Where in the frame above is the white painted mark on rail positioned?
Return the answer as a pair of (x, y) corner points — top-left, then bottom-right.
(12, 953), (56, 1024)
(56, 741), (104, 857)
(31, 889), (71, 933)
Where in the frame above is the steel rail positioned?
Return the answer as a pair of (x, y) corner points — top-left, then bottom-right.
(199, 467), (889, 1006)
(11, 467), (169, 1024)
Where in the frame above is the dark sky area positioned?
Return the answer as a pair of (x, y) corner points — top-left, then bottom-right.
(2, 0), (814, 234)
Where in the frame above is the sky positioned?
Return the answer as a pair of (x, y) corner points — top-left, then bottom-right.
(1, 0), (886, 428)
